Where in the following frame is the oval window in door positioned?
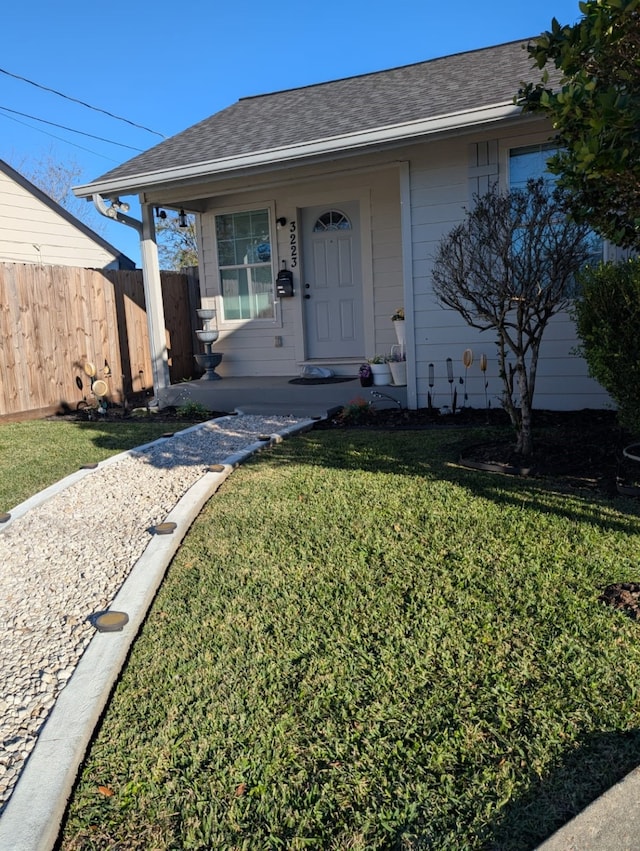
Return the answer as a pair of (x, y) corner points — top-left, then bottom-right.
(313, 210), (352, 232)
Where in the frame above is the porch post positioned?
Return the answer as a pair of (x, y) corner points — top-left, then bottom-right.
(140, 203), (171, 395)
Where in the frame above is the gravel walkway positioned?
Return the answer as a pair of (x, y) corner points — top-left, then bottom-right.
(0, 414), (309, 815)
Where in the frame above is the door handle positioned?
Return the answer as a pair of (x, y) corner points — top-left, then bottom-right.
(304, 294), (311, 299)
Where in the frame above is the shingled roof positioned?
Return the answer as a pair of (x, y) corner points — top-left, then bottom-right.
(80, 38), (548, 195)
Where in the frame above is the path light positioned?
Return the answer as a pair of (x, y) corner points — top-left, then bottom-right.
(154, 522), (177, 535)
(94, 611), (129, 633)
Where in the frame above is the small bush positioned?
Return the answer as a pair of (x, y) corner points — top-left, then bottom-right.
(338, 396), (372, 424)
(573, 259), (640, 436)
(176, 401), (211, 420)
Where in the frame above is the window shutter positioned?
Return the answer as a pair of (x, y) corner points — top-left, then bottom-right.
(468, 141), (499, 200)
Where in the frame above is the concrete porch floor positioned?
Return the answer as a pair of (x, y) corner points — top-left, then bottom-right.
(157, 375), (408, 418)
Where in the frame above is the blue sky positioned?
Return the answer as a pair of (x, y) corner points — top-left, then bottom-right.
(2, 0), (583, 264)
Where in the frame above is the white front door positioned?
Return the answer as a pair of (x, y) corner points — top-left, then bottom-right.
(301, 202), (364, 359)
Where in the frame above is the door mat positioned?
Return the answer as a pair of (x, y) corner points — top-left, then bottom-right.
(289, 376), (357, 386)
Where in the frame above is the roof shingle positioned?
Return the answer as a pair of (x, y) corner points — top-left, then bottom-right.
(92, 38), (546, 187)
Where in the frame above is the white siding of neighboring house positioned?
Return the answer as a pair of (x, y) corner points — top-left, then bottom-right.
(0, 167), (124, 269)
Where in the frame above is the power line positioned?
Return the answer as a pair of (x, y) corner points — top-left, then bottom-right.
(0, 105), (144, 152)
(0, 67), (166, 139)
(0, 110), (121, 163)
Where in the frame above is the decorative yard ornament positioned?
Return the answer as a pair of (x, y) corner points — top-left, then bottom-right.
(428, 363), (435, 408)
(92, 380), (108, 398)
(462, 349), (473, 405)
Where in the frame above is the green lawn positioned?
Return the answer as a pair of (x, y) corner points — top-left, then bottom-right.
(53, 427), (640, 850)
(0, 419), (182, 512)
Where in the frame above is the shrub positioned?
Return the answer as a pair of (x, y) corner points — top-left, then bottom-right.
(176, 401), (211, 420)
(338, 396), (372, 423)
(573, 258), (640, 436)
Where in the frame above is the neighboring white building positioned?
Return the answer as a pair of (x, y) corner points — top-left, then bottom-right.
(0, 159), (134, 269)
(74, 39), (615, 411)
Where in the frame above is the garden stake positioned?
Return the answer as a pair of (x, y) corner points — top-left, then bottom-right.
(480, 353), (489, 411)
(462, 349), (473, 405)
(428, 363), (435, 408)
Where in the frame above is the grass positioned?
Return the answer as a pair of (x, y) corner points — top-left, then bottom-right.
(50, 427), (640, 850)
(0, 418), (179, 511)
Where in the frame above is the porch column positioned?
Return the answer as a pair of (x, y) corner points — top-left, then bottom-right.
(140, 203), (171, 395)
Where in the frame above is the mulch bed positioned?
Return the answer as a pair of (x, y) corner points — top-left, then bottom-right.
(318, 405), (640, 498)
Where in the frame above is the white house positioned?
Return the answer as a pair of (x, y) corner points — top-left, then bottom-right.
(0, 159), (134, 269)
(74, 38), (615, 411)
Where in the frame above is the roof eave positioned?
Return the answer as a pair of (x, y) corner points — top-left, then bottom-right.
(74, 101), (525, 199)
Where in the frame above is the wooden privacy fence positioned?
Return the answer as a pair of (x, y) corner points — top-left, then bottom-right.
(0, 263), (200, 419)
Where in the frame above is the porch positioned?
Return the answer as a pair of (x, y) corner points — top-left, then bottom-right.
(156, 375), (407, 419)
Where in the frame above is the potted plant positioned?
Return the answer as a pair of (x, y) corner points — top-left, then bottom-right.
(359, 363), (373, 387)
(368, 355), (392, 386)
(391, 307), (405, 347)
(388, 346), (407, 386)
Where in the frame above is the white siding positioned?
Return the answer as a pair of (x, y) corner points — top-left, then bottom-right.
(406, 131), (612, 412)
(0, 168), (123, 268)
(196, 165), (402, 377)
(184, 121), (612, 410)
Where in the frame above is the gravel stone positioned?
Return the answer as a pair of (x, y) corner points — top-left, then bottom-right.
(0, 414), (307, 814)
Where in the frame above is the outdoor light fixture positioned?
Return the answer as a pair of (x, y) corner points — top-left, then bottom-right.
(154, 522), (178, 535)
(94, 611), (129, 632)
(155, 207), (167, 219)
(105, 198), (130, 218)
(178, 208), (188, 228)
(276, 216), (287, 228)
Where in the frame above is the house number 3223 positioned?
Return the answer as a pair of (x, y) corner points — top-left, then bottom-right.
(289, 221), (297, 268)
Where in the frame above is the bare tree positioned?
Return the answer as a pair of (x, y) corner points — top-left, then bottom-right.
(18, 152), (104, 231)
(155, 212), (198, 270)
(431, 179), (592, 456)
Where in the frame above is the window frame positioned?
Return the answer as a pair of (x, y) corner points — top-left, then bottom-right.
(506, 141), (607, 266)
(212, 202), (279, 326)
